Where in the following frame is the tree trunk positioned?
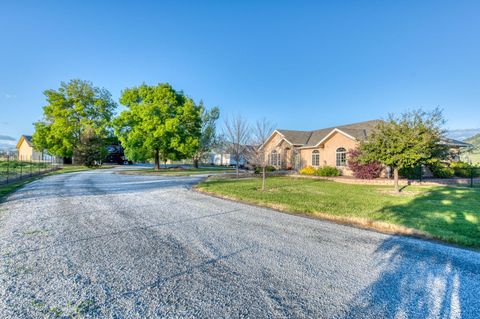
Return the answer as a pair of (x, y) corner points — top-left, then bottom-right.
(393, 167), (400, 193)
(193, 158), (199, 169)
(262, 166), (266, 191)
(154, 149), (160, 170)
(236, 163), (239, 179)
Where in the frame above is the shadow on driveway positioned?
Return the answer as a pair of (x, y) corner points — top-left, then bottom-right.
(342, 237), (480, 318)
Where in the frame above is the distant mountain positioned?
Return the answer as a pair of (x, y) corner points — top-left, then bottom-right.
(447, 129), (480, 141)
(461, 133), (480, 164)
(465, 134), (480, 149)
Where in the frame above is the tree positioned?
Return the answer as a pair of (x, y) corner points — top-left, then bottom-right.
(113, 83), (202, 170)
(223, 115), (251, 178)
(192, 104), (220, 168)
(360, 108), (446, 192)
(248, 118), (275, 191)
(32, 79), (116, 165)
(75, 127), (108, 167)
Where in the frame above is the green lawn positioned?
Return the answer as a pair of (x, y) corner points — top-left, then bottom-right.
(197, 177), (480, 248)
(120, 167), (235, 176)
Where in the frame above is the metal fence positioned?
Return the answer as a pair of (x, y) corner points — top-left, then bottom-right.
(0, 155), (62, 185)
(407, 165), (480, 188)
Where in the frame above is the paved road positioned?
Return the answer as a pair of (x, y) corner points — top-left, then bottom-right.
(0, 168), (479, 318)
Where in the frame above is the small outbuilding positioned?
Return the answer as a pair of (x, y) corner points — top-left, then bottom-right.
(16, 135), (45, 161)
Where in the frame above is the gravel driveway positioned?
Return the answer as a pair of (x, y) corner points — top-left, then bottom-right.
(1, 167), (479, 318)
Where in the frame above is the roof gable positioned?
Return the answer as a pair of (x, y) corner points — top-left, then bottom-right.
(16, 135), (33, 149)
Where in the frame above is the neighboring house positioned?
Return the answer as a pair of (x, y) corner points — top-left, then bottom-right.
(260, 120), (470, 175)
(16, 135), (45, 161)
(206, 145), (256, 167)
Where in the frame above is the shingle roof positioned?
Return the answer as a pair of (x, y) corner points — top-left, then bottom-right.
(278, 120), (383, 147)
(440, 138), (472, 148)
(23, 135), (33, 144)
(276, 129), (312, 145)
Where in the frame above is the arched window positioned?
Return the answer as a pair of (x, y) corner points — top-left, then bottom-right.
(312, 150), (320, 166)
(336, 147), (347, 167)
(269, 150), (280, 166)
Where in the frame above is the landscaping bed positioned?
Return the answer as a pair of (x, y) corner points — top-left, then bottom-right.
(197, 176), (480, 248)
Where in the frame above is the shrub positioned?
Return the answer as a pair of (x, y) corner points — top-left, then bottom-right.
(399, 166), (422, 179)
(347, 148), (383, 179)
(429, 163), (454, 178)
(254, 165), (276, 174)
(315, 166), (340, 177)
(450, 161), (479, 178)
(299, 166), (316, 175)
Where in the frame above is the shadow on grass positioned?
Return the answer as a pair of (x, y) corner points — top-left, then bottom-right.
(376, 186), (480, 248)
(342, 237), (480, 318)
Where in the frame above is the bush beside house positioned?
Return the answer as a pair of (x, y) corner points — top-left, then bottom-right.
(347, 148), (383, 179)
(300, 166), (340, 177)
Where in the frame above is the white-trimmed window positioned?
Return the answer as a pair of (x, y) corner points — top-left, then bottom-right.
(268, 150), (281, 166)
(336, 147), (347, 167)
(312, 150), (320, 166)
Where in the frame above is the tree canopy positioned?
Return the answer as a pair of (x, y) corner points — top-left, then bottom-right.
(360, 108), (446, 192)
(32, 79), (116, 165)
(113, 83), (202, 169)
(192, 104), (220, 167)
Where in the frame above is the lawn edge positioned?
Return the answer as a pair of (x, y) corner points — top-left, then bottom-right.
(193, 183), (479, 252)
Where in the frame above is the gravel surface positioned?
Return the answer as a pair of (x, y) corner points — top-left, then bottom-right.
(0, 167), (479, 318)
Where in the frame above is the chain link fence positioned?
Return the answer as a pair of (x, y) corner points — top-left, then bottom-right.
(0, 154), (63, 185)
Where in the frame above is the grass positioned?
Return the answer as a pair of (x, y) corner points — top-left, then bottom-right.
(197, 176), (480, 248)
(120, 166), (235, 176)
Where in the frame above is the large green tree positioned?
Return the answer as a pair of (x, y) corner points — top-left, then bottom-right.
(32, 79), (116, 165)
(113, 83), (202, 169)
(360, 108), (446, 192)
(192, 103), (220, 168)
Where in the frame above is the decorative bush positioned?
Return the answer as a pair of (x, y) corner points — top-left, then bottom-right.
(429, 163), (455, 178)
(347, 148), (383, 179)
(450, 161), (478, 178)
(254, 165), (276, 174)
(299, 166), (316, 175)
(315, 166), (340, 177)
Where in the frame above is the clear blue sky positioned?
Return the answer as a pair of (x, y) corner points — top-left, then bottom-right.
(1, 0), (479, 145)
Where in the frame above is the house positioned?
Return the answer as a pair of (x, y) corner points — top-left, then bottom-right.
(16, 135), (45, 161)
(260, 120), (470, 176)
(206, 145), (256, 167)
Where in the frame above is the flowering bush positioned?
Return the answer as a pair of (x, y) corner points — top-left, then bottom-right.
(347, 148), (383, 179)
(299, 166), (316, 175)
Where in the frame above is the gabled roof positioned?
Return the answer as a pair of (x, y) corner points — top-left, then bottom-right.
(275, 129), (312, 145)
(16, 135), (33, 149)
(440, 138), (472, 148)
(277, 120), (383, 147)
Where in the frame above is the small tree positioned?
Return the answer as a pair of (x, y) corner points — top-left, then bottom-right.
(75, 127), (108, 167)
(360, 108), (446, 192)
(223, 115), (251, 178)
(248, 118), (275, 191)
(192, 104), (220, 168)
